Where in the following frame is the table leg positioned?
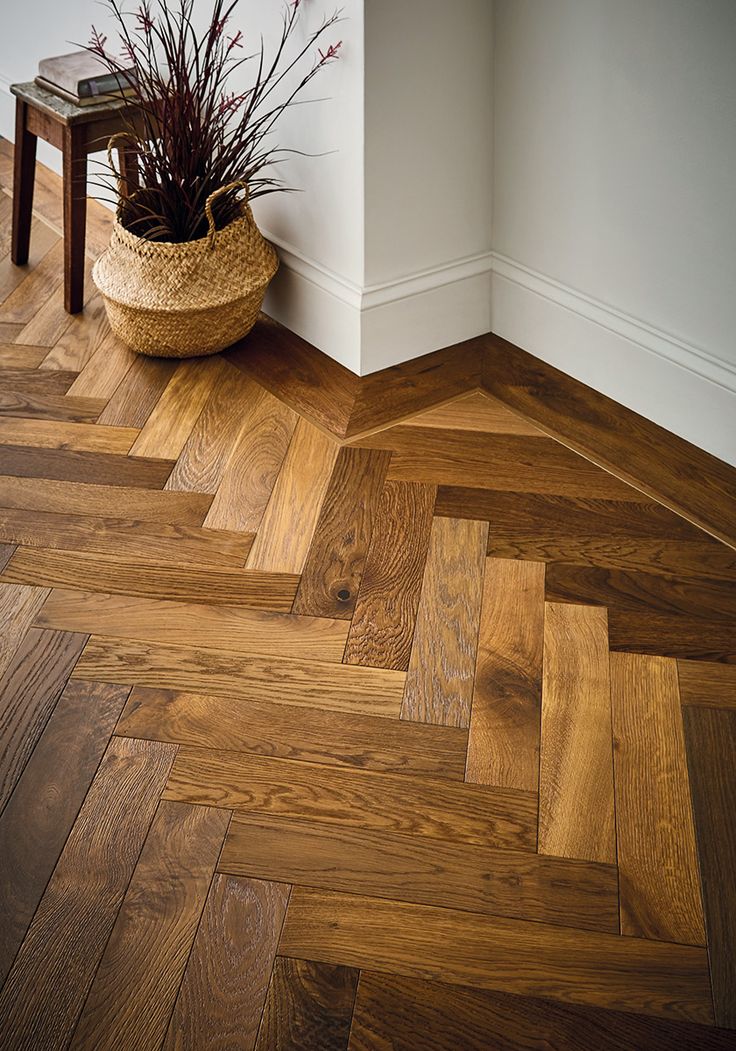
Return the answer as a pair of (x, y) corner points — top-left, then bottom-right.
(11, 98), (37, 266)
(62, 125), (87, 314)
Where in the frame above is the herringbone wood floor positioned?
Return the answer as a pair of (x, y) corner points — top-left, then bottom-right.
(0, 149), (735, 1050)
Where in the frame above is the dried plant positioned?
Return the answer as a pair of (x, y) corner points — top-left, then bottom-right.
(85, 0), (342, 242)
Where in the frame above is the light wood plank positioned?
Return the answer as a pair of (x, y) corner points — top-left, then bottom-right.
(466, 558), (545, 790)
(246, 417), (339, 574)
(0, 580), (49, 679)
(0, 221), (58, 304)
(0, 343), (48, 369)
(0, 367), (76, 394)
(0, 417), (137, 453)
(14, 256), (94, 347)
(403, 390), (545, 435)
(279, 889), (714, 1024)
(0, 390), (106, 423)
(39, 295), (110, 372)
(610, 652), (705, 945)
(401, 516), (488, 727)
(539, 602), (616, 864)
(0, 239), (64, 324)
(65, 331), (135, 399)
(96, 353), (179, 427)
(164, 748), (538, 852)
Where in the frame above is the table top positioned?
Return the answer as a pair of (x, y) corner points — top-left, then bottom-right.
(11, 80), (132, 126)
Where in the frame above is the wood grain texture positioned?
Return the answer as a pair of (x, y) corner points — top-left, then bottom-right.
(0, 736), (176, 1051)
(255, 957), (358, 1051)
(0, 239), (64, 324)
(246, 418), (339, 574)
(0, 343), (49, 369)
(69, 800), (229, 1051)
(0, 444), (174, 488)
(607, 608), (736, 664)
(0, 542), (14, 571)
(2, 547), (299, 610)
(0, 680), (129, 982)
(165, 367), (259, 494)
(349, 972), (736, 1051)
(404, 390), (545, 434)
(0, 474), (212, 525)
(466, 558), (545, 790)
(219, 812), (619, 932)
(344, 480), (436, 671)
(164, 748), (537, 851)
(0, 580), (49, 679)
(0, 416), (137, 453)
(14, 256), (94, 347)
(401, 516), (488, 727)
(36, 588), (349, 661)
(279, 889), (714, 1024)
(73, 636), (407, 717)
(539, 602), (616, 864)
(130, 357), (230, 460)
(95, 353), (178, 427)
(64, 332), (134, 399)
(610, 652), (705, 945)
(164, 876), (290, 1051)
(678, 659), (736, 709)
(118, 686), (469, 778)
(39, 295), (110, 372)
(0, 507), (251, 566)
(682, 705), (736, 1028)
(203, 384), (298, 533)
(292, 446), (392, 619)
(0, 224), (58, 305)
(0, 389), (106, 423)
(0, 365), (76, 394)
(0, 628), (88, 813)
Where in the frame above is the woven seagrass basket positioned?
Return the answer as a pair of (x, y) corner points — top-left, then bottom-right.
(93, 179), (278, 358)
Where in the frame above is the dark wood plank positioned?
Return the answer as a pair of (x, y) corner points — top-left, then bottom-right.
(0, 390), (107, 423)
(219, 812), (620, 933)
(0, 627), (88, 814)
(608, 608), (736, 664)
(481, 334), (736, 548)
(0, 444), (175, 488)
(0, 736), (176, 1051)
(255, 957), (358, 1051)
(117, 686), (469, 779)
(69, 800), (230, 1051)
(678, 660), (736, 710)
(0, 416), (137, 454)
(401, 516), (488, 727)
(293, 446), (392, 619)
(0, 542), (14, 572)
(96, 353), (178, 427)
(164, 748), (538, 852)
(0, 680), (129, 983)
(344, 480), (436, 671)
(164, 875), (290, 1051)
(682, 705), (736, 1028)
(2, 547), (300, 610)
(349, 972), (736, 1051)
(0, 366), (75, 395)
(0, 343), (49, 369)
(279, 889), (714, 1024)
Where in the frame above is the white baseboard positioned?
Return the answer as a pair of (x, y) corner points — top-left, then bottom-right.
(491, 252), (736, 466)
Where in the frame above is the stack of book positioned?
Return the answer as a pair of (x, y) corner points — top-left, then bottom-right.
(35, 50), (136, 107)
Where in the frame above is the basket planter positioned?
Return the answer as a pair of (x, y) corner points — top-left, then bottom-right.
(92, 183), (278, 358)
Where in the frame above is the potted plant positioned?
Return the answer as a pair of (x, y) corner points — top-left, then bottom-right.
(86, 0), (341, 358)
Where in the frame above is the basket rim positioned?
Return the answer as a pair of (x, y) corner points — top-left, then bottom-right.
(109, 207), (253, 255)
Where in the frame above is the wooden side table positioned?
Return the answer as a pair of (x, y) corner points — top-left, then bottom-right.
(10, 80), (140, 313)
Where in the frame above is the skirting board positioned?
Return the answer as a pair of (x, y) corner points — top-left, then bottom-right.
(491, 253), (736, 467)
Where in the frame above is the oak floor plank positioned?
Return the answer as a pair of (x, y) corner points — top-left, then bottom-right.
(610, 652), (705, 945)
(0, 736), (176, 1051)
(0, 508), (250, 566)
(0, 474), (212, 526)
(0, 626), (88, 815)
(164, 748), (538, 851)
(219, 812), (620, 933)
(117, 686), (469, 778)
(0, 680), (129, 983)
(0, 390), (106, 423)
(0, 239), (64, 324)
(539, 602), (616, 864)
(203, 384), (298, 533)
(678, 659), (736, 710)
(255, 957), (358, 1051)
(74, 636), (407, 717)
(64, 331), (135, 399)
(349, 972), (736, 1051)
(403, 390), (545, 435)
(37, 589), (349, 661)
(466, 558), (545, 790)
(279, 889), (714, 1024)
(0, 542), (14, 571)
(166, 367), (259, 494)
(292, 446), (392, 620)
(0, 322), (24, 342)
(401, 516), (488, 727)
(13, 256), (94, 347)
(163, 875), (290, 1051)
(344, 480), (436, 671)
(2, 547), (299, 610)
(682, 705), (736, 1028)
(0, 580), (49, 680)
(608, 608), (736, 664)
(0, 444), (174, 488)
(69, 800), (230, 1051)
(39, 295), (111, 372)
(130, 357), (230, 460)
(0, 220), (58, 305)
(96, 353), (179, 427)
(246, 417), (339, 574)
(0, 417), (138, 454)
(0, 367), (77, 395)
(0, 343), (49, 369)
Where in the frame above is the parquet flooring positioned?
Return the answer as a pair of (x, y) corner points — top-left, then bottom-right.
(1, 147), (735, 1049)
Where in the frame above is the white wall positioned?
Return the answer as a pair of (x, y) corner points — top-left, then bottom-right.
(492, 0), (736, 464)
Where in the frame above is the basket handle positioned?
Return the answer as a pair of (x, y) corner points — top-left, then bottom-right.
(106, 131), (139, 180)
(205, 181), (249, 249)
